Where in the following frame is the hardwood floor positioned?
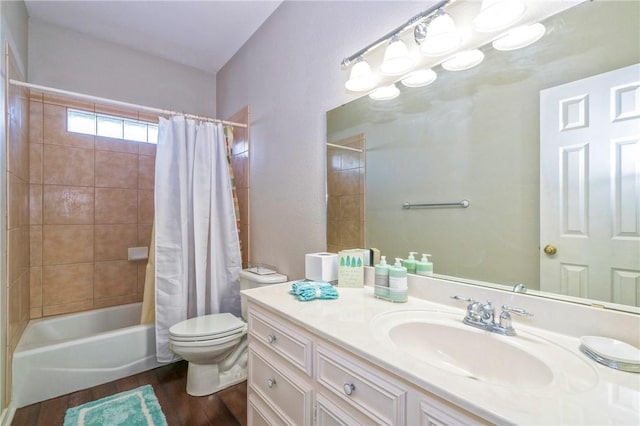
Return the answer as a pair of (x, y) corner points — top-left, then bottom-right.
(11, 361), (247, 426)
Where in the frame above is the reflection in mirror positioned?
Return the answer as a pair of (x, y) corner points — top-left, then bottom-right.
(327, 1), (640, 311)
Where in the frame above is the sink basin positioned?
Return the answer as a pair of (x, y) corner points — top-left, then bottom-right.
(371, 309), (598, 393)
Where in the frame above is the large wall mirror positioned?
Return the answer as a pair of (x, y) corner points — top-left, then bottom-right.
(327, 0), (640, 311)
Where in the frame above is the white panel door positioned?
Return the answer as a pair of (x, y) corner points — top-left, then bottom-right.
(540, 63), (640, 305)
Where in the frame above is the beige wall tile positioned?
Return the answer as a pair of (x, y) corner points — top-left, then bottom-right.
(43, 93), (94, 111)
(94, 261), (138, 298)
(29, 91), (44, 102)
(231, 153), (248, 188)
(30, 143), (43, 184)
(138, 224), (152, 247)
(30, 225), (43, 267)
(43, 144), (94, 186)
(95, 188), (138, 224)
(95, 136), (138, 154)
(137, 112), (162, 123)
(327, 195), (339, 222)
(30, 307), (43, 319)
(21, 272), (30, 324)
(43, 103), (95, 148)
(138, 190), (154, 224)
(94, 104), (138, 120)
(43, 185), (94, 225)
(94, 295), (138, 309)
(95, 150), (138, 189)
(8, 282), (21, 349)
(236, 188), (248, 229)
(138, 143), (157, 156)
(30, 267), (43, 308)
(43, 225), (94, 265)
(138, 154), (155, 190)
(340, 195), (360, 221)
(8, 174), (21, 230)
(42, 263), (94, 305)
(43, 300), (94, 316)
(95, 224), (138, 261)
(30, 101), (43, 144)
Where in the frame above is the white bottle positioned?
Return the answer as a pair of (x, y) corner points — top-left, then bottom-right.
(415, 254), (433, 276)
(389, 258), (408, 290)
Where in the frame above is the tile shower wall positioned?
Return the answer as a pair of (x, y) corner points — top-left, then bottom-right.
(6, 48), (31, 404)
(326, 134), (365, 253)
(227, 106), (250, 268)
(29, 93), (157, 318)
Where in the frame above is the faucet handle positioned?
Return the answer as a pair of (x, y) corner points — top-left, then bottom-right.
(501, 305), (533, 317)
(451, 295), (475, 303)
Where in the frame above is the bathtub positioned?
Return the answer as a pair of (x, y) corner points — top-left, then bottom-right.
(11, 303), (165, 408)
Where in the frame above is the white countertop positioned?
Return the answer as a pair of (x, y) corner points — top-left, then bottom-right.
(244, 282), (640, 425)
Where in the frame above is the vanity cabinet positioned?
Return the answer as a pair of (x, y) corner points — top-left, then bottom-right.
(247, 301), (487, 426)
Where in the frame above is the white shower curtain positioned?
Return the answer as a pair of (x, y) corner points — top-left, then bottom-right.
(154, 116), (242, 362)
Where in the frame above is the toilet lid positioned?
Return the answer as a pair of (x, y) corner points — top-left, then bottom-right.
(169, 313), (246, 341)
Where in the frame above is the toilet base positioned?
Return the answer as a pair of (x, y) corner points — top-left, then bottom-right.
(185, 361), (247, 396)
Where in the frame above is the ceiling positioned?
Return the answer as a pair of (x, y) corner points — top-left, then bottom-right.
(24, 0), (284, 75)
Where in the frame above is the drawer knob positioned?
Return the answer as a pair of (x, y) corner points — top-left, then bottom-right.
(267, 378), (276, 388)
(343, 383), (355, 396)
(267, 334), (277, 344)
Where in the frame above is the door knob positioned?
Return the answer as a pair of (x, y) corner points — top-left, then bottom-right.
(543, 244), (557, 255)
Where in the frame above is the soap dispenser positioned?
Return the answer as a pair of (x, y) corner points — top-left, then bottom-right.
(388, 258), (408, 302)
(403, 252), (418, 274)
(415, 254), (433, 276)
(374, 256), (391, 298)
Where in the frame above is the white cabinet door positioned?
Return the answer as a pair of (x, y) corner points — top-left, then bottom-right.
(540, 63), (640, 305)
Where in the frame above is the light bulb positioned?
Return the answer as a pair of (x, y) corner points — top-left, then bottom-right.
(369, 84), (400, 101)
(420, 12), (462, 56)
(401, 69), (437, 88)
(473, 0), (526, 33)
(345, 59), (376, 92)
(380, 38), (415, 76)
(492, 23), (546, 51)
(442, 49), (485, 71)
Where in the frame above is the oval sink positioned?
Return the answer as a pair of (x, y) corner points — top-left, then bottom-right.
(389, 321), (553, 387)
(371, 309), (598, 393)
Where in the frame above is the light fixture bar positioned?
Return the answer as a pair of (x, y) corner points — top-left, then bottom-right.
(341, 0), (451, 69)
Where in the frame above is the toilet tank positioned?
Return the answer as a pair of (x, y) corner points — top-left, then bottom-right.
(239, 266), (287, 320)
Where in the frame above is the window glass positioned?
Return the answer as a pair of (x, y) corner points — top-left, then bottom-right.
(124, 120), (147, 142)
(147, 125), (158, 144)
(67, 110), (96, 135)
(97, 115), (124, 139)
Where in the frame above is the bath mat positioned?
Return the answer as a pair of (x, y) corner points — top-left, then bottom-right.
(63, 385), (168, 426)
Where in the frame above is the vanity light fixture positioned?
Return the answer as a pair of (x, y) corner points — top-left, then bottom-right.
(369, 84), (400, 101)
(492, 23), (546, 51)
(401, 69), (438, 88)
(419, 10), (462, 56)
(473, 0), (527, 33)
(345, 57), (377, 92)
(380, 34), (415, 76)
(442, 49), (485, 71)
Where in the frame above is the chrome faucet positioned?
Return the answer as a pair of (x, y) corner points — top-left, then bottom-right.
(451, 296), (533, 336)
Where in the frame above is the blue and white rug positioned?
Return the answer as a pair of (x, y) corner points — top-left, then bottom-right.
(63, 385), (168, 426)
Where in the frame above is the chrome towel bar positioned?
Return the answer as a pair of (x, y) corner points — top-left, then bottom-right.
(402, 200), (470, 209)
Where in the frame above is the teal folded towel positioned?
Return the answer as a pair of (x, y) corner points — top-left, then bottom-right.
(290, 280), (331, 295)
(289, 281), (338, 301)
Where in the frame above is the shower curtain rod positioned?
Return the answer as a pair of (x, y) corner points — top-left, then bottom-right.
(9, 79), (248, 128)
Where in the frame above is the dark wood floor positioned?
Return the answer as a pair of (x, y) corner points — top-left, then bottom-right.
(11, 361), (247, 426)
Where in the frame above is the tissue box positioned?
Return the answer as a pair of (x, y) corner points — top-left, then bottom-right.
(305, 252), (338, 282)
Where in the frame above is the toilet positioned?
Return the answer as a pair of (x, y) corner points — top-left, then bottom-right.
(169, 267), (287, 396)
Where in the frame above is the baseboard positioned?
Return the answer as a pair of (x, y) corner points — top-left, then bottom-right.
(0, 403), (16, 426)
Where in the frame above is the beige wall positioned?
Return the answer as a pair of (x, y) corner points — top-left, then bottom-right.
(28, 93), (157, 317)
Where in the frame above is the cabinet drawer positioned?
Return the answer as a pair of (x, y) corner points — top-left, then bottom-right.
(316, 344), (407, 425)
(419, 395), (489, 426)
(316, 392), (377, 426)
(249, 305), (313, 376)
(249, 345), (313, 426)
(248, 392), (286, 426)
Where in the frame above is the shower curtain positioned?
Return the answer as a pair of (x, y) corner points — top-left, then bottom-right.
(154, 116), (242, 362)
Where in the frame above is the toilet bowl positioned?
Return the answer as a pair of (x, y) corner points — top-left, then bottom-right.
(169, 267), (287, 396)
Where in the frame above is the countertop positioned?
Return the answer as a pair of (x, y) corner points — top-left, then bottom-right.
(243, 282), (640, 425)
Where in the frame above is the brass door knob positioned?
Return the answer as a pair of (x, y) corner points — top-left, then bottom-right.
(543, 244), (557, 255)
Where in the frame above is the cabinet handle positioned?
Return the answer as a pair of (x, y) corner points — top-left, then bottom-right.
(267, 378), (276, 388)
(343, 383), (355, 396)
(267, 334), (277, 344)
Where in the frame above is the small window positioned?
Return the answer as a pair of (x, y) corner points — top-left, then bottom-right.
(67, 108), (158, 144)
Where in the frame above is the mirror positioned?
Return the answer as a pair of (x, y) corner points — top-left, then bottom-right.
(327, 0), (640, 311)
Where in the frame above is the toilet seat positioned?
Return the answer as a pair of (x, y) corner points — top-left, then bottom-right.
(169, 313), (246, 342)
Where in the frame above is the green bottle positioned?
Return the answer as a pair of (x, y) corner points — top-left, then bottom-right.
(415, 254), (433, 276)
(403, 252), (418, 274)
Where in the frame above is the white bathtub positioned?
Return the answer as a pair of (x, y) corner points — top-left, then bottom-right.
(11, 303), (165, 408)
